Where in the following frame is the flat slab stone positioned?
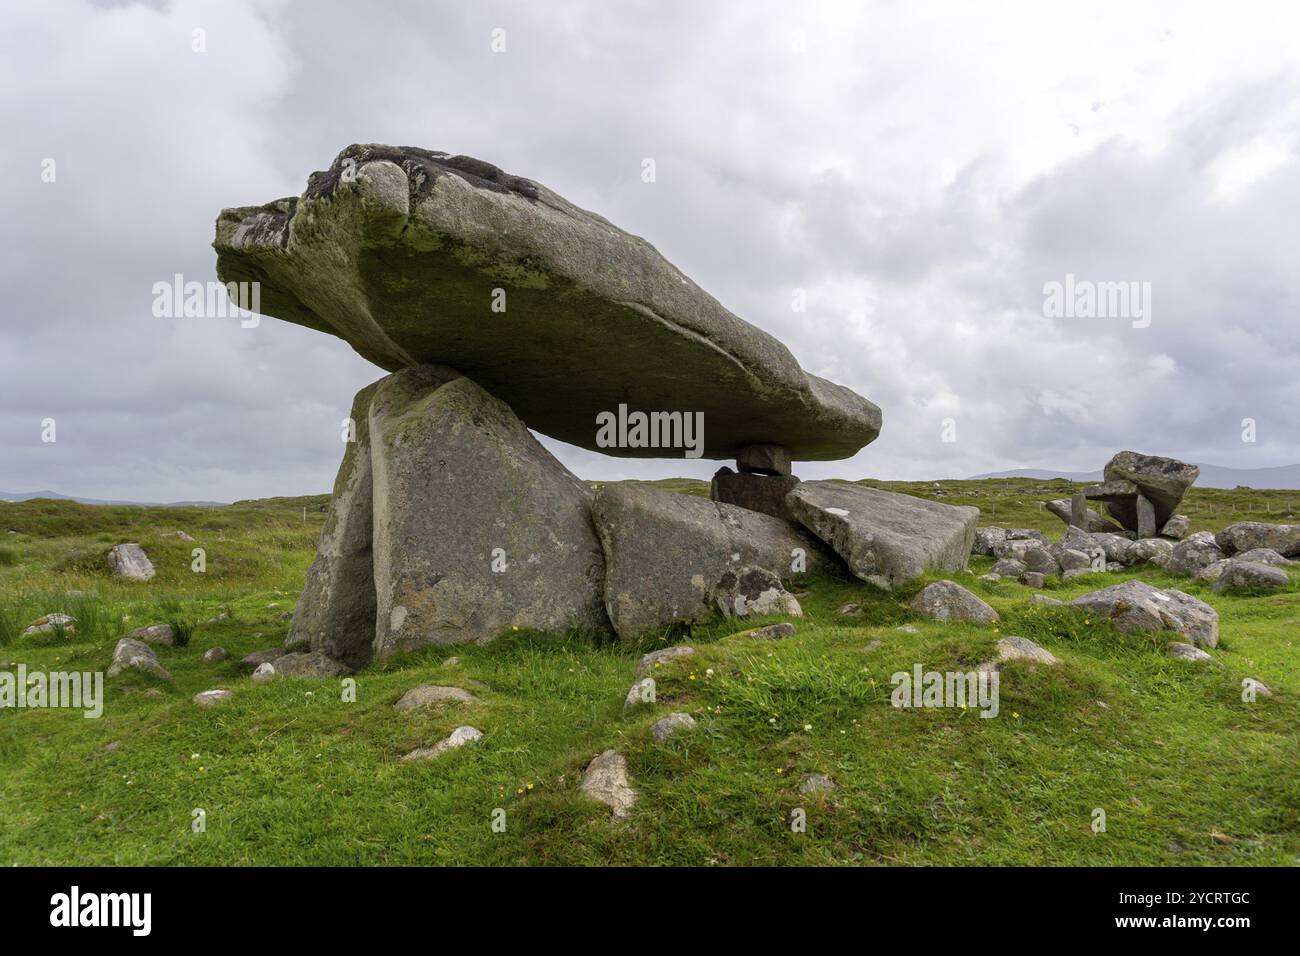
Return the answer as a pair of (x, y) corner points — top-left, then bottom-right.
(786, 482), (978, 589)
(591, 482), (835, 640)
(214, 145), (881, 461)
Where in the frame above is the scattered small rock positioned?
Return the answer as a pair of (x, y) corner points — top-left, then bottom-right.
(579, 750), (637, 819)
(251, 662), (276, 683)
(1168, 642), (1214, 663)
(202, 646), (229, 663)
(239, 649), (283, 671)
(798, 773), (837, 795)
(400, 725), (483, 761)
(989, 635), (1058, 667)
(651, 712), (696, 742)
(126, 623), (176, 646)
(1019, 572), (1045, 588)
(271, 651), (351, 678)
(394, 684), (480, 710)
(634, 645), (694, 679)
(895, 624), (919, 633)
(21, 613), (76, 637)
(1241, 677), (1272, 698)
(747, 622), (795, 640)
(990, 558), (1026, 578)
(624, 677), (656, 713)
(1029, 594), (1063, 607)
(836, 602), (861, 615)
(863, 639), (884, 652)
(107, 638), (172, 681)
(909, 580), (999, 625)
(193, 689), (234, 707)
(442, 656), (461, 667)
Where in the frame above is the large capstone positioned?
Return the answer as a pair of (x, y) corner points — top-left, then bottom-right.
(785, 482), (978, 589)
(289, 380), (380, 670)
(369, 367), (610, 657)
(591, 482), (836, 641)
(214, 145), (880, 462)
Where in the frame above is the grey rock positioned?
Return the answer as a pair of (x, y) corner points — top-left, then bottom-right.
(21, 613), (76, 637)
(1067, 580), (1218, 647)
(1236, 548), (1295, 566)
(1160, 515), (1190, 540)
(1168, 642), (1214, 663)
(990, 558), (1027, 577)
(979, 573), (1001, 583)
(863, 639), (885, 651)
(400, 725), (483, 761)
(1019, 572), (1046, 588)
(193, 689), (234, 707)
(1022, 547), (1061, 575)
(972, 527), (1006, 556)
(1101, 451), (1199, 529)
(1241, 677), (1272, 698)
(736, 444), (792, 476)
(836, 602), (861, 616)
(106, 543), (155, 581)
(895, 624), (919, 633)
(1029, 594), (1063, 607)
(1045, 498), (1126, 533)
(1005, 528), (1049, 543)
(271, 651), (353, 678)
(394, 684), (480, 710)
(747, 622), (796, 639)
(370, 367), (610, 658)
(623, 677), (657, 712)
(1163, 531), (1226, 577)
(1061, 567), (1096, 582)
(239, 649), (283, 672)
(251, 662), (276, 683)
(713, 566), (802, 619)
(634, 645), (695, 679)
(710, 467), (800, 522)
(1192, 560), (1229, 583)
(909, 580), (999, 625)
(1129, 537), (1176, 565)
(107, 638), (172, 680)
(798, 773), (837, 795)
(1058, 548), (1092, 572)
(579, 750), (637, 819)
(1059, 527), (1135, 565)
(1211, 561), (1289, 593)
(993, 635), (1059, 666)
(214, 145), (881, 462)
(126, 623), (175, 646)
(1135, 493), (1158, 539)
(1215, 522), (1300, 557)
(651, 713), (696, 742)
(591, 482), (832, 640)
(202, 647), (228, 663)
(787, 482), (978, 589)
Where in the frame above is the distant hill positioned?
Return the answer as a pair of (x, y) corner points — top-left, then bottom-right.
(0, 490), (227, 507)
(968, 464), (1300, 490)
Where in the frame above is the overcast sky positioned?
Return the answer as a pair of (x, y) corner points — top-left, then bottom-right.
(3, 0), (1299, 502)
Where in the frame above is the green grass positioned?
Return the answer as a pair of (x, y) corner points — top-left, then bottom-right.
(1, 482), (1297, 866)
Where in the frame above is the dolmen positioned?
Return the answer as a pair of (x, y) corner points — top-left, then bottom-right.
(1045, 451), (1197, 539)
(214, 144), (976, 667)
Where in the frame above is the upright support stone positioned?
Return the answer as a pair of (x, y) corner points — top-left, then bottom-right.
(369, 366), (611, 658)
(710, 466), (801, 522)
(1070, 491), (1088, 529)
(289, 380), (381, 670)
(1136, 493), (1157, 539)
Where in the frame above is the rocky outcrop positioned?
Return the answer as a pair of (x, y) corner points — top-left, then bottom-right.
(786, 482), (977, 589)
(214, 144), (881, 462)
